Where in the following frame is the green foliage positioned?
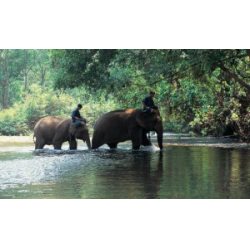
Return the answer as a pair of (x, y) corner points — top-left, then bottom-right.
(50, 49), (250, 136)
(0, 107), (28, 136)
(1, 49), (250, 140)
(0, 84), (118, 135)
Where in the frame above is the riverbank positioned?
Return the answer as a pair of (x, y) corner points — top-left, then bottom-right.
(0, 135), (249, 149)
(0, 136), (34, 143)
(162, 137), (249, 149)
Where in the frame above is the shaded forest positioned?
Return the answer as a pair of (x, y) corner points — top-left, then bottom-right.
(0, 49), (250, 139)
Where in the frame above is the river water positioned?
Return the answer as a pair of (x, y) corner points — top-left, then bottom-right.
(0, 139), (250, 199)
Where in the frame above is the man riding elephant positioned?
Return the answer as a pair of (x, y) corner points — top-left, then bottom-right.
(142, 91), (158, 113)
(71, 104), (87, 127)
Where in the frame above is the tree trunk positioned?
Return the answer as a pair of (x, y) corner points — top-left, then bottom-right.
(0, 50), (4, 109)
(40, 68), (46, 85)
(1, 84), (5, 110)
(246, 49), (250, 57)
(3, 50), (9, 109)
(24, 71), (28, 90)
(24, 49), (28, 91)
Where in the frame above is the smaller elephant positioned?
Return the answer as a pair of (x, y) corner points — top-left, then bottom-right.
(34, 116), (91, 150)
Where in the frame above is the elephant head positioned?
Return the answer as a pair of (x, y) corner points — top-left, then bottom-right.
(136, 110), (163, 149)
(69, 122), (91, 150)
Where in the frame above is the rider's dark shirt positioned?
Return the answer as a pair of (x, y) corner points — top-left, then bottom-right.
(143, 96), (155, 107)
(71, 109), (82, 123)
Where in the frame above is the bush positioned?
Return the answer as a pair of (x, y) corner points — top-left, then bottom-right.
(0, 84), (119, 136)
(0, 108), (29, 135)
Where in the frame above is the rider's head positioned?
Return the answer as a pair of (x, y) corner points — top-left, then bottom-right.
(77, 104), (83, 110)
(150, 91), (155, 98)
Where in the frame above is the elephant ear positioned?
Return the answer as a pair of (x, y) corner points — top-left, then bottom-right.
(69, 123), (76, 136)
(136, 110), (158, 130)
(53, 119), (71, 144)
(136, 112), (150, 129)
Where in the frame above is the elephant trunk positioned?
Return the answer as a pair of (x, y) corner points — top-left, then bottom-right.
(155, 122), (163, 150)
(85, 132), (91, 150)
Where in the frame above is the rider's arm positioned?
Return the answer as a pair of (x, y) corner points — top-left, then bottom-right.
(142, 97), (147, 108)
(71, 110), (80, 120)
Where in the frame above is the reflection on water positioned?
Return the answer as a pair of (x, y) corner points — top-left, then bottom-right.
(0, 143), (250, 198)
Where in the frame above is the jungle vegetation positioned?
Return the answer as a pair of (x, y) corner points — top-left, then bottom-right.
(0, 49), (250, 140)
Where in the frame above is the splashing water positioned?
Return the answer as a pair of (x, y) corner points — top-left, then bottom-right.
(140, 144), (160, 151)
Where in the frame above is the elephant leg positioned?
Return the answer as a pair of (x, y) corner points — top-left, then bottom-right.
(92, 131), (104, 149)
(141, 129), (152, 146)
(108, 143), (118, 149)
(54, 142), (63, 150)
(69, 134), (77, 150)
(92, 142), (102, 150)
(53, 135), (64, 150)
(69, 140), (77, 150)
(131, 128), (142, 150)
(35, 139), (46, 149)
(84, 130), (91, 150)
(132, 142), (141, 150)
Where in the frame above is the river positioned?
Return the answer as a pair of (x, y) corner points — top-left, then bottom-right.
(0, 137), (250, 198)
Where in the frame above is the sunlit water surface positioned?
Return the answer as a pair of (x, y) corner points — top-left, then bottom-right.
(1, 141), (250, 198)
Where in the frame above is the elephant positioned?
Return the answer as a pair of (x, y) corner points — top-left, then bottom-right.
(34, 116), (91, 150)
(92, 108), (163, 150)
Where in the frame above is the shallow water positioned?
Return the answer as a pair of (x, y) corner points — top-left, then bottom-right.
(0, 141), (250, 198)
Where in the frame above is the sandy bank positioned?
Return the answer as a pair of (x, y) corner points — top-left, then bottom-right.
(0, 136), (249, 149)
(0, 136), (34, 143)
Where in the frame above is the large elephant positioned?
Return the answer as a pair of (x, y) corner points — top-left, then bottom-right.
(92, 109), (163, 150)
(34, 116), (91, 150)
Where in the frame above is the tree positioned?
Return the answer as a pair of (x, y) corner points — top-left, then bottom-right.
(51, 49), (250, 138)
(0, 49), (56, 109)
(0, 49), (10, 109)
(1, 49), (250, 139)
